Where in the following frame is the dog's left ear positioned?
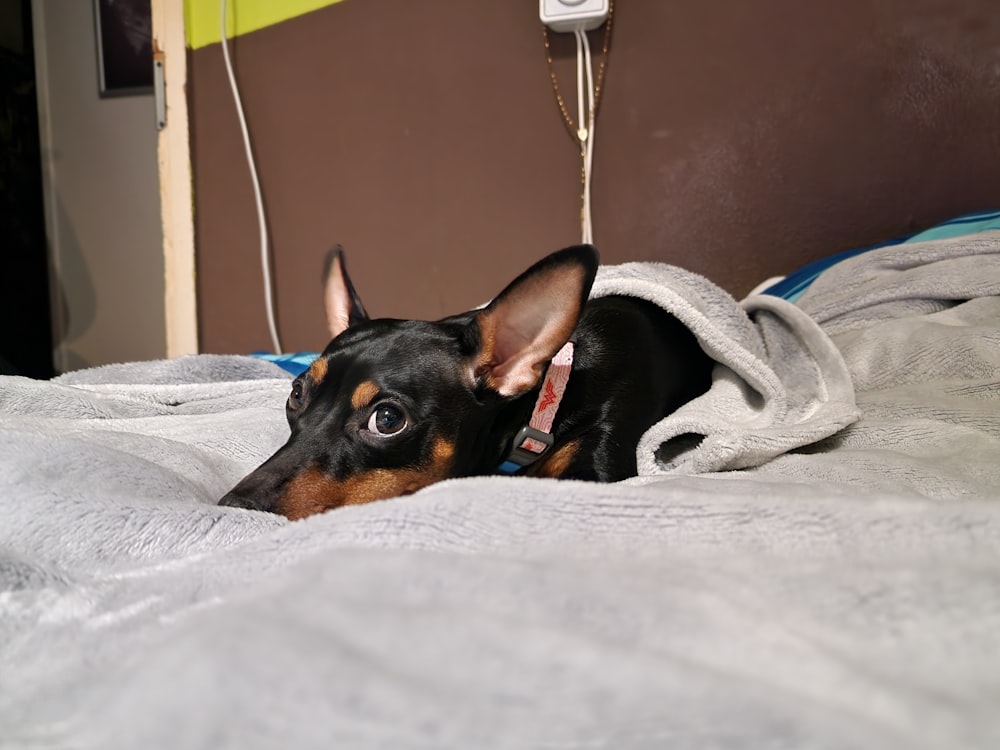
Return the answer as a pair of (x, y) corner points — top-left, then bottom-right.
(475, 245), (598, 397)
(323, 246), (369, 339)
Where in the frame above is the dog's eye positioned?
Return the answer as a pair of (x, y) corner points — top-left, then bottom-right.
(287, 379), (305, 411)
(366, 403), (407, 437)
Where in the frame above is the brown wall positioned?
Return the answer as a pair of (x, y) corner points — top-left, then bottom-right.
(189, 0), (1000, 354)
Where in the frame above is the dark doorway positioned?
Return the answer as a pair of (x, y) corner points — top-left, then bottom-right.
(0, 0), (54, 378)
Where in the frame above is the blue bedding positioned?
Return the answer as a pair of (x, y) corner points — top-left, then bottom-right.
(763, 209), (1000, 301)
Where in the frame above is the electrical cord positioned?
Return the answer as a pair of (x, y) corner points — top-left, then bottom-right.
(219, 0), (283, 353)
(574, 28), (596, 245)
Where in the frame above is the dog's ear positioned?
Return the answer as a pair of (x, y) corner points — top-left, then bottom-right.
(475, 245), (598, 397)
(323, 246), (369, 339)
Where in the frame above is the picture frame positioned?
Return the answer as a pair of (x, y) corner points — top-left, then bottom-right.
(94, 0), (154, 97)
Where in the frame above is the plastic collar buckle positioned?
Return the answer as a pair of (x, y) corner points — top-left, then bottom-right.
(498, 425), (555, 474)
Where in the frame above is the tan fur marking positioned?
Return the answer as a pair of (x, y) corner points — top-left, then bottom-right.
(351, 380), (380, 410)
(531, 439), (580, 479)
(432, 437), (455, 465)
(277, 438), (456, 520)
(278, 467), (337, 520)
(308, 357), (328, 384)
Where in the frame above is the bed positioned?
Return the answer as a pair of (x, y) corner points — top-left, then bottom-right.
(2, 228), (999, 749)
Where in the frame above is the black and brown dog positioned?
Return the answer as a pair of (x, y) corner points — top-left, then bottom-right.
(220, 246), (712, 520)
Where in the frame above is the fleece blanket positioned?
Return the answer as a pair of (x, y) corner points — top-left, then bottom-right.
(2, 233), (1000, 749)
(592, 262), (859, 474)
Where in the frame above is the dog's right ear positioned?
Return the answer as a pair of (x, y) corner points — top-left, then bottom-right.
(323, 246), (369, 339)
(474, 245), (599, 397)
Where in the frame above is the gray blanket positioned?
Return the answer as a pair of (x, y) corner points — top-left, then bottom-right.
(2, 233), (999, 749)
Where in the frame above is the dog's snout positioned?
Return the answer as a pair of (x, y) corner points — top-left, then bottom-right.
(219, 440), (315, 515)
(218, 485), (275, 513)
(218, 464), (287, 514)
(218, 488), (263, 511)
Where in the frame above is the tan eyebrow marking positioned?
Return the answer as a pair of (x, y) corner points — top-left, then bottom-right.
(308, 357), (329, 384)
(351, 380), (380, 410)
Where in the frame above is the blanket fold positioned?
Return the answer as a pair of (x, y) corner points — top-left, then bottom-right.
(591, 263), (859, 474)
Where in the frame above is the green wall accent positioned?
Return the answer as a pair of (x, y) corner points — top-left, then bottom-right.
(185, 0), (347, 49)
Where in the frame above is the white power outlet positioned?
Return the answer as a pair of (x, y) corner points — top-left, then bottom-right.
(539, 0), (609, 33)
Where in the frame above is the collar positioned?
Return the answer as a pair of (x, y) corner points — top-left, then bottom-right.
(497, 341), (574, 474)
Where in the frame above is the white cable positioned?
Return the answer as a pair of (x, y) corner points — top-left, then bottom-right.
(581, 29), (596, 245)
(574, 31), (586, 142)
(574, 29), (597, 245)
(220, 0), (283, 354)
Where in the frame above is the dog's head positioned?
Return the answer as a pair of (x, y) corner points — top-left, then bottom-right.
(219, 246), (598, 519)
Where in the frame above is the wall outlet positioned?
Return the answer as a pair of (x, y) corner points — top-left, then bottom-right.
(539, 0), (609, 33)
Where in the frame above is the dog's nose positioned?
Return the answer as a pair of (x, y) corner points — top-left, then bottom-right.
(218, 489), (247, 508)
(218, 486), (274, 513)
(219, 441), (301, 514)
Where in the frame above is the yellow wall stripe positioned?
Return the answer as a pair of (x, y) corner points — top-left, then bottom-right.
(185, 0), (347, 50)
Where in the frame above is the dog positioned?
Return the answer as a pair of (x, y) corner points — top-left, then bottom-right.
(219, 245), (713, 520)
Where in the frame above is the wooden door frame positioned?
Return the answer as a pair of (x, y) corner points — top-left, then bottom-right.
(152, 0), (198, 356)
